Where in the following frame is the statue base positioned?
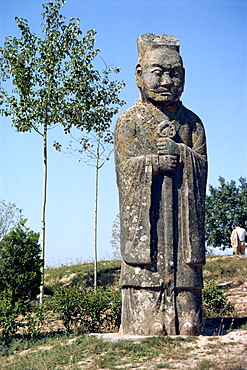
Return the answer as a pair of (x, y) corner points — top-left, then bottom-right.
(120, 287), (205, 336)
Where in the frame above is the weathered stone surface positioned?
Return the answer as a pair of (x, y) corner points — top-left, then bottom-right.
(114, 33), (207, 335)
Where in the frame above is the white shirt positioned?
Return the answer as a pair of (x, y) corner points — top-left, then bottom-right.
(236, 226), (247, 242)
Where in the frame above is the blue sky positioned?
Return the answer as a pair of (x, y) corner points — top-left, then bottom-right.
(0, 0), (246, 265)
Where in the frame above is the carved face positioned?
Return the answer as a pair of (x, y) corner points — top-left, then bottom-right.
(136, 49), (185, 106)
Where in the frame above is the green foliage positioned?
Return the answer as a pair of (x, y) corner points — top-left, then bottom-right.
(25, 302), (47, 339)
(48, 286), (84, 331)
(0, 293), (46, 345)
(0, 226), (42, 303)
(202, 280), (234, 318)
(107, 287), (122, 329)
(0, 290), (23, 344)
(205, 176), (247, 250)
(0, 0), (125, 139)
(0, 225), (42, 343)
(0, 298), (49, 347)
(49, 286), (121, 332)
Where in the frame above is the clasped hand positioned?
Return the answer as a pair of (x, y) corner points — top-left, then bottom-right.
(157, 138), (179, 173)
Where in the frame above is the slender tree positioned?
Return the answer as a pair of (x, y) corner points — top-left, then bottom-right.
(0, 0), (125, 303)
(61, 131), (115, 289)
(205, 176), (247, 250)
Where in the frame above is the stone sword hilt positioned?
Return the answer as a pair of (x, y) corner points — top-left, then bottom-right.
(157, 120), (176, 139)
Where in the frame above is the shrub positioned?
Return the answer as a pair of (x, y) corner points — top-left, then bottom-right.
(0, 290), (23, 344)
(50, 286), (122, 332)
(107, 287), (122, 329)
(49, 286), (84, 331)
(0, 225), (42, 303)
(0, 225), (42, 343)
(81, 287), (113, 332)
(24, 302), (48, 339)
(202, 279), (234, 318)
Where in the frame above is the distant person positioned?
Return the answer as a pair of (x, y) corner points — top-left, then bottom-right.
(230, 222), (247, 255)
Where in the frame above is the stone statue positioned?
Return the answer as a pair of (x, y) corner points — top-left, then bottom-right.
(114, 33), (207, 336)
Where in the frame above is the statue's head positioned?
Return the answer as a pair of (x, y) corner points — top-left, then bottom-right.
(135, 33), (185, 107)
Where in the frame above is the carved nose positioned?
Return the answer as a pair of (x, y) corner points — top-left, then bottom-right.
(161, 72), (173, 86)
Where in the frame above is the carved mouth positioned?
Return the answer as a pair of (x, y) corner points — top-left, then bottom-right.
(151, 89), (172, 94)
(160, 92), (172, 95)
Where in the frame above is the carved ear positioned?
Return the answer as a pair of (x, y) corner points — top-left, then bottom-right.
(181, 67), (185, 92)
(135, 64), (143, 88)
(135, 64), (142, 76)
(182, 67), (185, 82)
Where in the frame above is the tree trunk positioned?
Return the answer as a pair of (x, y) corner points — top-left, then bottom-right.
(93, 137), (100, 290)
(40, 124), (47, 304)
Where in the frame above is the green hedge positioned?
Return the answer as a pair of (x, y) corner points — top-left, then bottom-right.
(49, 286), (122, 332)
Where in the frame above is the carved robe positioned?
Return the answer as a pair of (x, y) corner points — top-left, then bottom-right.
(115, 99), (207, 285)
(114, 99), (207, 335)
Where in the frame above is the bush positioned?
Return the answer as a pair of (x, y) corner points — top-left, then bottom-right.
(202, 279), (234, 318)
(49, 286), (122, 332)
(0, 290), (23, 344)
(48, 286), (84, 331)
(0, 225), (42, 303)
(107, 287), (122, 329)
(0, 225), (42, 343)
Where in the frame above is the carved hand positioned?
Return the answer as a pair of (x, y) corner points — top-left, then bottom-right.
(158, 155), (178, 173)
(157, 138), (179, 173)
(157, 137), (179, 156)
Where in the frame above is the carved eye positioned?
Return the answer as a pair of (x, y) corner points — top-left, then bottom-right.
(153, 69), (162, 77)
(171, 69), (181, 78)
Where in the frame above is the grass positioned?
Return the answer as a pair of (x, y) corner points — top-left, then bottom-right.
(5, 332), (245, 370)
(44, 255), (246, 293)
(157, 364), (171, 369)
(45, 255), (247, 292)
(45, 259), (122, 293)
(240, 321), (247, 330)
(0, 335), (197, 369)
(196, 359), (216, 370)
(203, 255), (247, 284)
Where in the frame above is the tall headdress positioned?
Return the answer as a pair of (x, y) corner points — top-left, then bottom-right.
(137, 33), (180, 59)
